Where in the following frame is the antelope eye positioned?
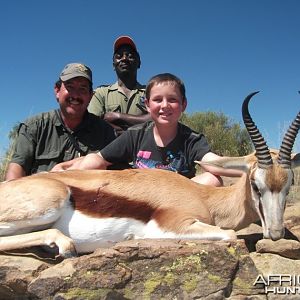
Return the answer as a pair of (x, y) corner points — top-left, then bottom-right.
(251, 181), (261, 197)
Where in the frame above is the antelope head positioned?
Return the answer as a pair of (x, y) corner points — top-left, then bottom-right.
(243, 91), (300, 240)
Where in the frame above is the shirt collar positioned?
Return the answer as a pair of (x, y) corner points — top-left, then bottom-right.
(54, 109), (64, 127)
(108, 81), (145, 92)
(54, 109), (91, 133)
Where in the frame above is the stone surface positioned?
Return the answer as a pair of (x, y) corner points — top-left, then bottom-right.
(1, 239), (264, 300)
(0, 252), (51, 299)
(284, 203), (300, 240)
(256, 239), (300, 259)
(250, 252), (300, 300)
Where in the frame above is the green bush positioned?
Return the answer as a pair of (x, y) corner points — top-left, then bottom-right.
(180, 111), (253, 156)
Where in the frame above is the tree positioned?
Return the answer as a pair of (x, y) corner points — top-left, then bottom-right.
(180, 111), (253, 156)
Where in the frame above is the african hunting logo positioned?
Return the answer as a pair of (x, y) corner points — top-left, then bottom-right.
(254, 274), (300, 295)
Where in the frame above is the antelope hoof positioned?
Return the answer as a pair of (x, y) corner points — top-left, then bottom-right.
(224, 229), (237, 240)
(61, 247), (78, 258)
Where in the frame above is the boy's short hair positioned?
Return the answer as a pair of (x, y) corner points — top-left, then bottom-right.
(145, 73), (186, 101)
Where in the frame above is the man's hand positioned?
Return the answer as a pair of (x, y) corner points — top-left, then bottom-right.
(51, 157), (84, 171)
(103, 112), (127, 135)
(51, 153), (111, 171)
(103, 112), (121, 123)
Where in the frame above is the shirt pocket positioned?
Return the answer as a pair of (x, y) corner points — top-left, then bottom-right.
(35, 150), (61, 160)
(32, 150), (61, 173)
(106, 104), (121, 112)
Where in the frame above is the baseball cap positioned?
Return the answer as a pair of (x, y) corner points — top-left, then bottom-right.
(59, 63), (92, 83)
(113, 36), (137, 53)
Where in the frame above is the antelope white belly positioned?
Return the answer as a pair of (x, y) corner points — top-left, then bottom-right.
(53, 205), (147, 253)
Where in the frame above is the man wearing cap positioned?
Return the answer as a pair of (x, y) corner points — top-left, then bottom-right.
(5, 63), (116, 180)
(88, 36), (150, 135)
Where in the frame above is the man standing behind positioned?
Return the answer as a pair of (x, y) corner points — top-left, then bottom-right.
(88, 36), (150, 134)
(5, 63), (116, 180)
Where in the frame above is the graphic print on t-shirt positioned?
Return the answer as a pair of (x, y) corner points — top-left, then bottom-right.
(134, 150), (189, 174)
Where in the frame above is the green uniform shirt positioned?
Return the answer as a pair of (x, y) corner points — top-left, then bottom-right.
(88, 82), (147, 117)
(10, 110), (116, 175)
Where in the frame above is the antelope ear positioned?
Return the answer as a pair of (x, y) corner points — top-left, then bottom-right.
(291, 153), (300, 168)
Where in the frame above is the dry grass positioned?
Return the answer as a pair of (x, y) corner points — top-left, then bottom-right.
(288, 167), (300, 203)
(0, 143), (15, 182)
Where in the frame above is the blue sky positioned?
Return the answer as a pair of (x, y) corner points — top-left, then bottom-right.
(1, 0), (300, 157)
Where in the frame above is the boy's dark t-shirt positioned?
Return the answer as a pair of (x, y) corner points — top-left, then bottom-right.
(100, 121), (211, 178)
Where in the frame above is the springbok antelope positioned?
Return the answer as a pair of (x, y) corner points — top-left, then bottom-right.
(0, 92), (300, 257)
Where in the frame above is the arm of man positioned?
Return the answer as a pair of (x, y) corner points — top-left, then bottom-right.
(5, 163), (26, 181)
(104, 112), (151, 127)
(4, 123), (35, 181)
(103, 112), (151, 135)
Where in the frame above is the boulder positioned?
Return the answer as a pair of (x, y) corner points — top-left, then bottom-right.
(1, 240), (265, 299)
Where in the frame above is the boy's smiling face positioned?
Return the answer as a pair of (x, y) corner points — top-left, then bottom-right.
(145, 82), (187, 126)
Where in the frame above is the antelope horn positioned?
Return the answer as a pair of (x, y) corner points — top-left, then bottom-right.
(278, 94), (300, 168)
(242, 91), (273, 169)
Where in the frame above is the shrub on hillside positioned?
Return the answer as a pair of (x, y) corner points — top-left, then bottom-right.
(180, 111), (252, 156)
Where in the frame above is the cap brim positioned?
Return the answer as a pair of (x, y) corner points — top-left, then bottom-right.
(114, 36), (137, 52)
(60, 73), (92, 83)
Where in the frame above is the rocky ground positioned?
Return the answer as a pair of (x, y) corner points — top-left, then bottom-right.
(0, 201), (300, 300)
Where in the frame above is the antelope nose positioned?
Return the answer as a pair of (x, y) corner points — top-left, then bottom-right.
(269, 227), (285, 241)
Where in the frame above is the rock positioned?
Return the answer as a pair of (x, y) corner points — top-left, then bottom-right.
(284, 202), (300, 240)
(251, 252), (300, 275)
(1, 239), (264, 299)
(256, 239), (300, 259)
(250, 252), (300, 300)
(0, 252), (51, 299)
